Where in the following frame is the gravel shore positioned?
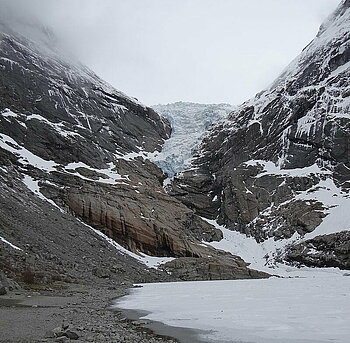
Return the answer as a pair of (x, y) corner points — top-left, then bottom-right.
(0, 281), (179, 343)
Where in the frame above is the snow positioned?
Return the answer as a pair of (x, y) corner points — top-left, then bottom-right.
(0, 236), (22, 251)
(22, 174), (63, 211)
(0, 133), (58, 171)
(296, 178), (350, 239)
(203, 218), (304, 276)
(0, 133), (129, 186)
(150, 102), (234, 178)
(114, 276), (350, 343)
(243, 160), (331, 178)
(202, 174), (350, 277)
(1, 108), (19, 118)
(1, 108), (26, 127)
(115, 150), (148, 161)
(204, 222), (344, 278)
(64, 161), (129, 185)
(26, 113), (83, 138)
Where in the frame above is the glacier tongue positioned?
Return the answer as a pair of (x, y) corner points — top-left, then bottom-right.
(150, 102), (235, 178)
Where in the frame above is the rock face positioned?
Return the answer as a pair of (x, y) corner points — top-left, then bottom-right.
(43, 169), (222, 258)
(284, 231), (350, 269)
(161, 256), (270, 281)
(0, 158), (170, 286)
(0, 24), (170, 167)
(0, 12), (267, 282)
(169, 1), (350, 268)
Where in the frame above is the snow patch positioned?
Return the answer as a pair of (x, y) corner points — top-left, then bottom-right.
(26, 113), (82, 138)
(64, 161), (129, 185)
(297, 178), (350, 239)
(0, 133), (58, 171)
(0, 236), (22, 251)
(203, 197), (348, 278)
(21, 174), (63, 211)
(0, 134), (130, 186)
(244, 160), (331, 178)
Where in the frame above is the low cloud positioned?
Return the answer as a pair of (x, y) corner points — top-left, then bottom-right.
(0, 0), (342, 105)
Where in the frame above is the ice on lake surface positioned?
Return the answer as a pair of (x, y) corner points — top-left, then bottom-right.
(114, 275), (350, 343)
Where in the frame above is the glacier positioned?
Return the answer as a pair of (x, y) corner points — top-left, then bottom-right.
(150, 102), (235, 178)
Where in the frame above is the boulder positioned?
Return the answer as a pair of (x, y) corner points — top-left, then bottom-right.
(161, 256), (270, 281)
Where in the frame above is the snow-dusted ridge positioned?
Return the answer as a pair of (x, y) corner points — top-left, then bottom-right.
(165, 0), (350, 273)
(0, 132), (129, 185)
(243, 160), (332, 177)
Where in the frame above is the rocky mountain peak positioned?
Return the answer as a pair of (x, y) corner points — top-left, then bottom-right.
(168, 2), (350, 270)
(0, 8), (268, 286)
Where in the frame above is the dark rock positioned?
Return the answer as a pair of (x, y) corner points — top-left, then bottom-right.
(64, 330), (79, 340)
(0, 285), (6, 295)
(61, 324), (69, 331)
(283, 231), (350, 269)
(0, 13), (261, 284)
(162, 256), (270, 281)
(52, 327), (65, 338)
(168, 2), (350, 259)
(92, 268), (110, 279)
(0, 270), (19, 293)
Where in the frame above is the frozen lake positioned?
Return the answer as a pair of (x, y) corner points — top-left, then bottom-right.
(113, 275), (350, 343)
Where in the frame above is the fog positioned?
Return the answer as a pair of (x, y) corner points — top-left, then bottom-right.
(0, 0), (341, 105)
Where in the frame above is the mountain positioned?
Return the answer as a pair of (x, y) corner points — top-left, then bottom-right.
(0, 10), (268, 290)
(150, 102), (235, 178)
(169, 0), (350, 269)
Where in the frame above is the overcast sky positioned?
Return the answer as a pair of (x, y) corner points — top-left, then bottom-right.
(2, 0), (342, 106)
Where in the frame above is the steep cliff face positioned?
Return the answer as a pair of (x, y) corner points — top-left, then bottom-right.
(0, 15), (268, 282)
(169, 0), (350, 269)
(0, 22), (171, 165)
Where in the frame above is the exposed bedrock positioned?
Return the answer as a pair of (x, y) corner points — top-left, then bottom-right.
(169, 162), (327, 242)
(0, 19), (268, 282)
(161, 256), (270, 281)
(168, 1), (350, 248)
(283, 231), (350, 269)
(34, 162), (222, 259)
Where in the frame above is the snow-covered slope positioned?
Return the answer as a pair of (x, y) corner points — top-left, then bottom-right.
(151, 102), (234, 178)
(168, 0), (350, 271)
